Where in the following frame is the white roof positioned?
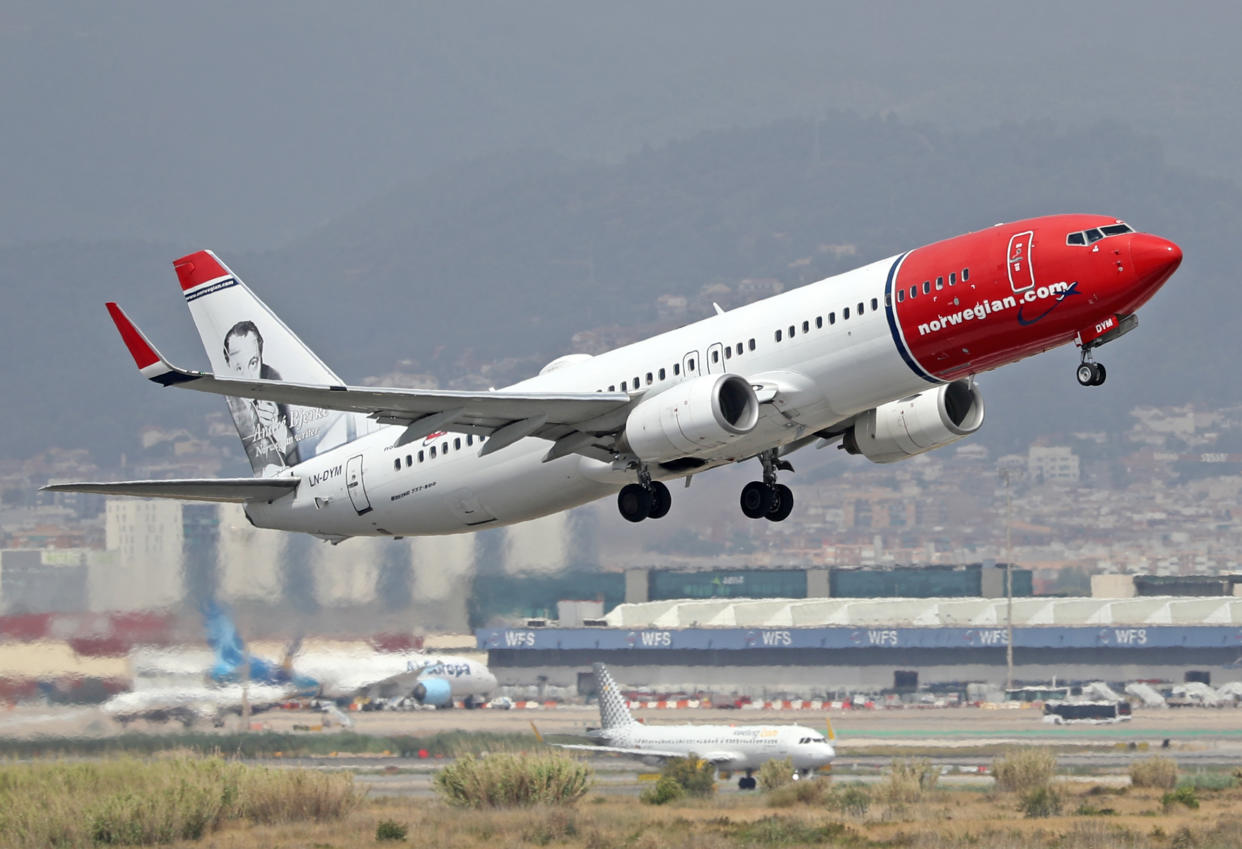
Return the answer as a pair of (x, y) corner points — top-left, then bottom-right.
(603, 596), (1242, 629)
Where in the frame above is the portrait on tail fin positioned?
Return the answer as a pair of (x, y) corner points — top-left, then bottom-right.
(221, 319), (301, 472)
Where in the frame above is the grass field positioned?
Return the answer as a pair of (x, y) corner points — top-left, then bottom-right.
(5, 753), (1241, 848)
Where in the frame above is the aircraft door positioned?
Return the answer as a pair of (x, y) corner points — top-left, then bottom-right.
(1007, 230), (1035, 293)
(706, 342), (725, 374)
(345, 454), (373, 515)
(682, 350), (700, 378)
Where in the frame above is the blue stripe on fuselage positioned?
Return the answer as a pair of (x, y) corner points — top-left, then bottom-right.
(883, 252), (938, 384)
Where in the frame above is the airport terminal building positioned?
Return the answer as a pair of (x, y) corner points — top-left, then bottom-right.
(477, 568), (1242, 696)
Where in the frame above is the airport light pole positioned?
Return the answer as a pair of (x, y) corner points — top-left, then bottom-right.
(1001, 467), (1015, 692)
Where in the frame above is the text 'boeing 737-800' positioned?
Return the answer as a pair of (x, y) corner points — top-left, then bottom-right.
(46, 215), (1181, 540)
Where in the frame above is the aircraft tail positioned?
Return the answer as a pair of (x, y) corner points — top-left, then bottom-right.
(173, 250), (374, 475)
(593, 662), (637, 730)
(203, 601), (247, 681)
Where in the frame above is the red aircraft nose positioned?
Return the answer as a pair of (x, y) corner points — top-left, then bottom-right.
(1130, 234), (1182, 292)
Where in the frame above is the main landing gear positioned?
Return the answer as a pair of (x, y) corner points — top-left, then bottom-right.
(617, 467), (672, 523)
(740, 449), (794, 522)
(1076, 355), (1107, 387)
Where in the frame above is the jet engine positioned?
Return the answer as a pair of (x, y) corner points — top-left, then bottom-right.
(412, 677), (453, 707)
(843, 380), (984, 463)
(624, 373), (760, 462)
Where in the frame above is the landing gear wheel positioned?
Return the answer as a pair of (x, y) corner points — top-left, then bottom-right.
(1091, 363), (1107, 386)
(617, 484), (653, 522)
(738, 775), (757, 790)
(1076, 362), (1098, 387)
(740, 481), (774, 519)
(647, 480), (672, 519)
(767, 484), (794, 522)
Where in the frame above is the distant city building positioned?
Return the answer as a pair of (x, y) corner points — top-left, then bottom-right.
(1027, 445), (1080, 483)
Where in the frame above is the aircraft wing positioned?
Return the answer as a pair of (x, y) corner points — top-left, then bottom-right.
(106, 303), (632, 461)
(42, 477), (298, 503)
(551, 743), (738, 764)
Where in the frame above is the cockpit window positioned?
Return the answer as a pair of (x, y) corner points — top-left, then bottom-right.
(1067, 222), (1132, 246)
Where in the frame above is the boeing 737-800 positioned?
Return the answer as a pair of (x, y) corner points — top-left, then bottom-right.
(47, 215), (1181, 540)
(544, 663), (834, 788)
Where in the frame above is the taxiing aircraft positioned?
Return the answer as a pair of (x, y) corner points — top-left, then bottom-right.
(46, 215), (1181, 538)
(544, 663), (835, 789)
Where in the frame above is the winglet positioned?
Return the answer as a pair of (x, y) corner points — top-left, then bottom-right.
(529, 720), (544, 743)
(825, 716), (836, 741)
(105, 302), (195, 386)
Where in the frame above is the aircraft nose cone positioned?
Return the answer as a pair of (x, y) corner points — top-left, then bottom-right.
(1130, 234), (1182, 289)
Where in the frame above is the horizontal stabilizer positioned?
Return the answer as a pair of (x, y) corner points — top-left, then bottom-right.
(42, 478), (298, 503)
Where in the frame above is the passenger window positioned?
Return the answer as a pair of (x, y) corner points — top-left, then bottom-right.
(922, 281), (931, 294)
(393, 459), (401, 471)
(430, 446), (437, 458)
(897, 289), (904, 303)
(673, 363), (680, 376)
(870, 297), (878, 310)
(857, 302), (864, 315)
(748, 338), (756, 350)
(936, 276), (944, 290)
(801, 320), (809, 333)
(724, 347), (732, 359)
(608, 385), (615, 392)
(441, 441), (448, 454)
(621, 381), (627, 391)
(775, 329), (782, 342)
(418, 450), (424, 462)
(829, 312), (835, 325)
(688, 359), (695, 371)
(658, 367), (666, 380)
(736, 341), (743, 353)
(711, 350), (719, 363)
(949, 272), (956, 285)
(454, 438), (461, 450)
(910, 285), (917, 299)
(467, 435), (473, 446)
(962, 267), (970, 282)
(406, 455), (413, 467)
(815, 316), (823, 329)
(646, 372), (653, 385)
(633, 376), (639, 387)
(788, 325), (796, 337)
(843, 307), (850, 320)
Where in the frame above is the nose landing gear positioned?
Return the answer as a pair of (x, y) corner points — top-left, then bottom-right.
(740, 450), (795, 522)
(1076, 357), (1107, 387)
(617, 467), (672, 522)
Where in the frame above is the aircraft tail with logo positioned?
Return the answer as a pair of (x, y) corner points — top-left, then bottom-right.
(593, 662), (638, 731)
(173, 250), (375, 475)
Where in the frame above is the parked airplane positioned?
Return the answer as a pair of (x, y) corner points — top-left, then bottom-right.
(542, 663), (835, 788)
(47, 215), (1181, 538)
(204, 602), (497, 708)
(102, 681), (295, 728)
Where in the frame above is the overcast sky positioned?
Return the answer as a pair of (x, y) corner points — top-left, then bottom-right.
(4, 1), (1240, 251)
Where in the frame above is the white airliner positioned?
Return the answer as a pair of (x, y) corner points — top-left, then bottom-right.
(46, 216), (1181, 538)
(290, 650), (496, 708)
(545, 663), (834, 789)
(102, 682), (295, 728)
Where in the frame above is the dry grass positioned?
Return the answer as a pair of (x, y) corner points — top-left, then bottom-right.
(0, 755), (359, 848)
(1130, 755), (1179, 790)
(992, 747), (1057, 792)
(433, 751), (592, 808)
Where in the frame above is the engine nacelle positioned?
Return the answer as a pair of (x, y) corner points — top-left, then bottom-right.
(412, 677), (453, 707)
(843, 380), (984, 463)
(624, 373), (760, 462)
